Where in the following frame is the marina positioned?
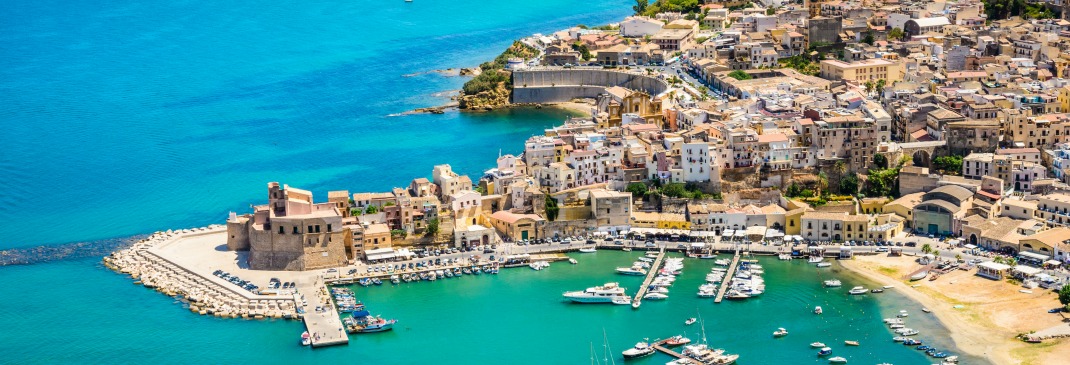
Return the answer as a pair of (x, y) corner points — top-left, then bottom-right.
(632, 250), (667, 308)
(713, 249), (742, 303)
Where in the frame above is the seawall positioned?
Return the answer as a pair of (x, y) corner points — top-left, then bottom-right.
(511, 68), (668, 103)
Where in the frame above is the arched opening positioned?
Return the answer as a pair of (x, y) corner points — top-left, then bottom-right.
(911, 150), (931, 168)
(970, 234), (977, 245)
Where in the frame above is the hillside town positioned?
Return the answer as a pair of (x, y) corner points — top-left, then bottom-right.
(228, 0), (1070, 275)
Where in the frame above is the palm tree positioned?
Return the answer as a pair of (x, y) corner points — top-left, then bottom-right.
(921, 243), (932, 254)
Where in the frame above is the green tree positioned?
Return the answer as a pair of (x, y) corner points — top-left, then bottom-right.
(933, 155), (964, 175)
(633, 0), (648, 15)
(544, 195), (559, 222)
(921, 243), (932, 254)
(365, 205), (379, 214)
(626, 182), (648, 199)
(661, 183), (689, 198)
(840, 173), (860, 195)
(350, 208), (363, 216)
(425, 218), (440, 236)
(888, 27), (905, 41)
(875, 79), (887, 95)
(1059, 284), (1070, 308)
(786, 182), (802, 197)
(727, 70), (753, 80)
(862, 31), (875, 45)
(865, 80), (875, 94)
(390, 229), (407, 238)
(872, 154), (888, 169)
(571, 41), (592, 60)
(766, 6), (775, 15)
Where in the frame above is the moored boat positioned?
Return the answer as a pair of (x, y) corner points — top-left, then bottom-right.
(773, 328), (788, 337)
(814, 306), (823, 314)
(622, 341), (655, 359)
(616, 266), (646, 275)
(848, 286), (868, 295)
(644, 292), (668, 300)
(824, 279), (842, 287)
(563, 282), (628, 304)
(910, 271), (929, 281)
(579, 247), (597, 253)
(664, 335), (691, 346)
(844, 340), (859, 346)
(685, 317), (697, 325)
(810, 342), (826, 348)
(828, 356), (847, 363)
(818, 347), (833, 356)
(816, 262), (832, 268)
(300, 331), (311, 346)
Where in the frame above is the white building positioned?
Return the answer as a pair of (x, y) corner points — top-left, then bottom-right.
(450, 190), (482, 212)
(681, 142), (713, 182)
(620, 16), (664, 37)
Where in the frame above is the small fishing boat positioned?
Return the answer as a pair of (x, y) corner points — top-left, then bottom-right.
(814, 306), (823, 314)
(844, 340), (859, 346)
(568, 258), (578, 265)
(622, 247), (632, 252)
(579, 247), (597, 253)
(922, 308), (932, 313)
(685, 317), (697, 325)
(300, 331), (311, 346)
(902, 339), (921, 346)
(773, 328), (789, 337)
(664, 335), (691, 347)
(810, 342), (826, 348)
(897, 310), (909, 317)
(828, 356), (847, 363)
(808, 256), (824, 263)
(824, 279), (842, 287)
(848, 286), (868, 295)
(817, 347), (833, 356)
(899, 329), (919, 336)
(870, 288), (884, 293)
(917, 345), (932, 351)
(612, 297), (632, 305)
(882, 285), (893, 289)
(892, 337), (908, 342)
(910, 271), (929, 281)
(817, 262), (832, 268)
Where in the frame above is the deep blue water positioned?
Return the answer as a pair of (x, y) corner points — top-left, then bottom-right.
(0, 0), (630, 248)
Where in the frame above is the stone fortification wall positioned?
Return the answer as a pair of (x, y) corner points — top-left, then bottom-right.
(512, 69), (668, 103)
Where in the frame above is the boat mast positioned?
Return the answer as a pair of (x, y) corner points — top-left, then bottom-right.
(602, 328), (616, 365)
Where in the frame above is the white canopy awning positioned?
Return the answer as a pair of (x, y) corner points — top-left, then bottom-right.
(365, 248), (397, 261)
(1044, 260), (1063, 266)
(690, 242), (707, 248)
(1012, 265), (1042, 276)
(963, 244), (977, 249)
(1019, 251), (1049, 261)
(722, 229), (735, 236)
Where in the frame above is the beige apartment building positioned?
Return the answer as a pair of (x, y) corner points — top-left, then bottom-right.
(819, 59), (903, 83)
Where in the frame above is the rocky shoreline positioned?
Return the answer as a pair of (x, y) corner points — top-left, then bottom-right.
(103, 226), (299, 320)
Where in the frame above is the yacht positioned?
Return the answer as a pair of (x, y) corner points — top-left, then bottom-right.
(644, 292), (668, 300)
(848, 286), (868, 295)
(622, 341), (655, 359)
(616, 266), (646, 275)
(773, 328), (788, 337)
(823, 279), (842, 287)
(562, 282), (629, 303)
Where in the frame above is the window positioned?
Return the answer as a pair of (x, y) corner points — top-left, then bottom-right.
(278, 226), (284, 234)
(293, 226), (299, 234)
(327, 224), (332, 232)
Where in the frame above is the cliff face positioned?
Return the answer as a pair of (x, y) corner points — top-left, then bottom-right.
(458, 75), (511, 111)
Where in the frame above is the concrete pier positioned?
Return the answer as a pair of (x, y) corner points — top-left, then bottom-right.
(297, 278), (348, 348)
(632, 250), (666, 307)
(714, 248), (742, 303)
(652, 339), (702, 365)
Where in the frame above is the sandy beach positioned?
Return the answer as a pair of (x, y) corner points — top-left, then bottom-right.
(542, 100), (596, 117)
(840, 255), (1070, 365)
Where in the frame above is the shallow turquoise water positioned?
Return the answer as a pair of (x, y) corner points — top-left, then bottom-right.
(0, 252), (987, 364)
(0, 0), (629, 248)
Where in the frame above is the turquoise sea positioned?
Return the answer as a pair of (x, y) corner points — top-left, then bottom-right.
(0, 1), (983, 363)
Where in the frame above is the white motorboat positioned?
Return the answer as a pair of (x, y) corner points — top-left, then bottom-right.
(810, 342), (826, 348)
(910, 271), (929, 281)
(778, 253), (793, 260)
(922, 308), (932, 313)
(814, 306), (823, 314)
(622, 341), (655, 359)
(816, 262), (832, 268)
(896, 328), (919, 336)
(644, 292), (669, 300)
(685, 317), (697, 325)
(616, 267), (646, 275)
(638, 257), (655, 263)
(563, 282), (629, 303)
(884, 318), (903, 324)
(828, 356), (847, 363)
(897, 310), (909, 317)
(529, 261), (550, 270)
(714, 259), (731, 266)
(848, 286), (868, 295)
(579, 247), (597, 253)
(612, 297), (632, 305)
(808, 256), (824, 263)
(773, 328), (788, 337)
(300, 331), (311, 346)
(650, 287), (669, 294)
(823, 279), (842, 287)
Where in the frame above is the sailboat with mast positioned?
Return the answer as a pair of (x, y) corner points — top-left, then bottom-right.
(680, 313), (740, 364)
